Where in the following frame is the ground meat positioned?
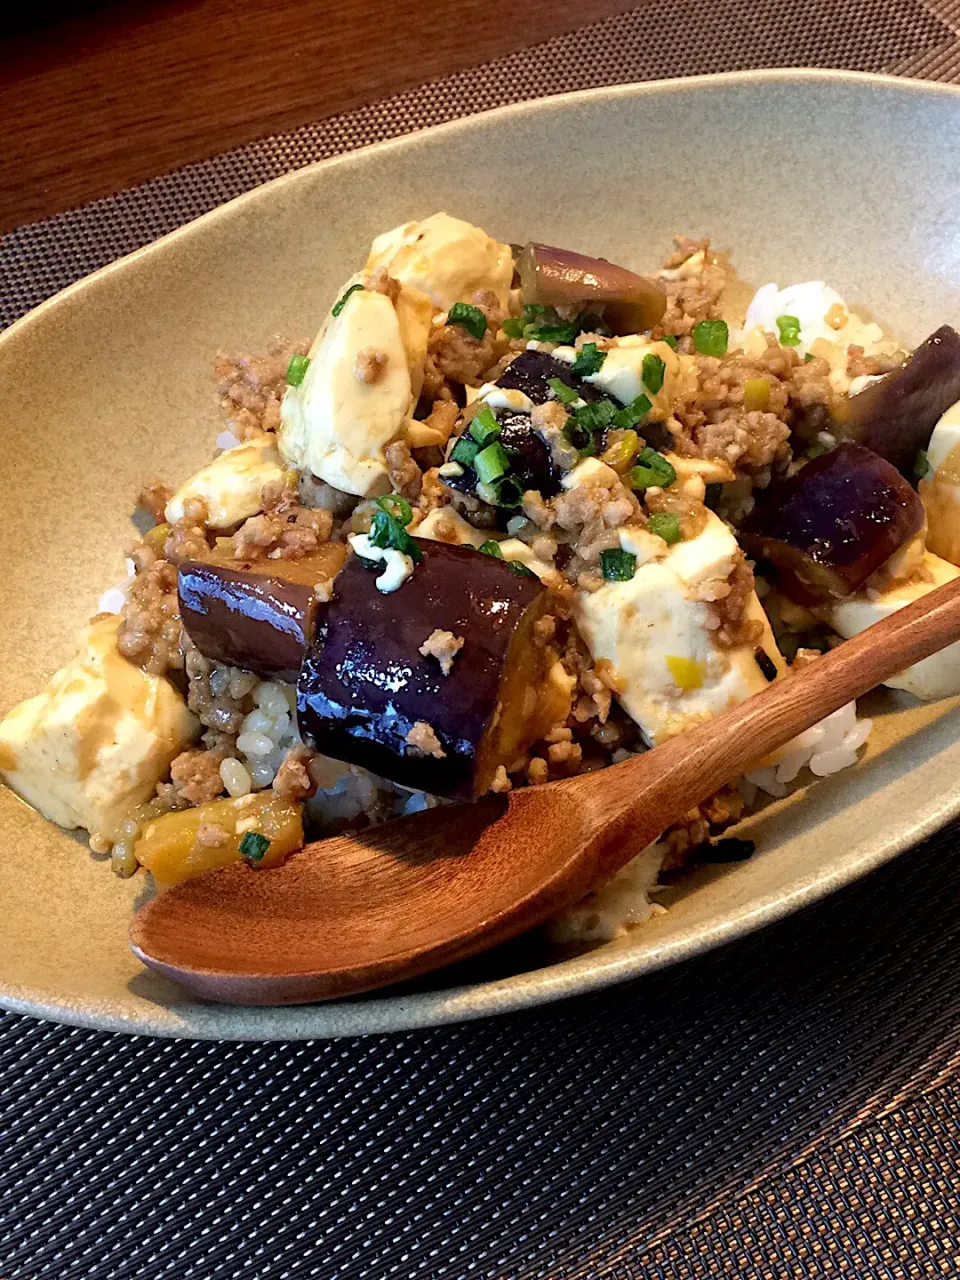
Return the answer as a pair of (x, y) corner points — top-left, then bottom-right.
(661, 784), (745, 871)
(117, 550), (184, 676)
(422, 289), (507, 396)
(231, 482), (333, 561)
(355, 347), (388, 384)
(182, 640), (255, 743)
(526, 756), (549, 785)
(787, 354), (836, 439)
(488, 765), (512, 793)
(385, 440), (422, 501)
(651, 238), (728, 344)
(644, 486), (709, 541)
(272, 744), (316, 800)
(169, 748), (226, 805)
(415, 399), (460, 446)
(552, 474), (642, 579)
(447, 486), (499, 529)
(846, 345), (903, 379)
(418, 628), (464, 676)
(697, 550), (764, 649)
(215, 335), (309, 439)
(137, 480), (171, 524)
(405, 721), (446, 759)
(367, 267), (400, 303)
(163, 497), (211, 564)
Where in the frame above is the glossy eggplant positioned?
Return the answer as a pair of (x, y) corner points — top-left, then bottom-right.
(178, 545), (346, 681)
(839, 325), (960, 476)
(495, 349), (604, 406)
(741, 442), (924, 605)
(516, 243), (667, 335)
(297, 540), (555, 799)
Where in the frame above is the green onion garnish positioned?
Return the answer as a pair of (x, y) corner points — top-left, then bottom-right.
(613, 394), (652, 430)
(627, 448), (677, 491)
(804, 352), (816, 363)
(572, 399), (618, 434)
(479, 539), (504, 558)
(285, 354), (311, 387)
(501, 317), (525, 338)
(642, 353), (665, 394)
(375, 493), (413, 526)
(776, 314), (802, 347)
(647, 512), (682, 544)
(662, 335), (680, 350)
(469, 406), (501, 447)
(571, 343), (607, 377)
(448, 302), (487, 340)
(547, 377), (579, 405)
(692, 320), (729, 357)
(332, 282), (364, 317)
(239, 831), (271, 861)
(914, 449), (933, 481)
(508, 560), (537, 579)
(474, 442), (511, 485)
(600, 548), (637, 581)
(511, 303), (610, 346)
(490, 475), (524, 508)
(450, 436), (480, 467)
(369, 505), (423, 563)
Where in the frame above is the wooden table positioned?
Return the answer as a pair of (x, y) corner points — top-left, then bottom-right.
(0, 0), (634, 232)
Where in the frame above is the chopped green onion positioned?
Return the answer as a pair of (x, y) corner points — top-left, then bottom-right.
(375, 493), (413, 526)
(514, 304), (609, 346)
(285, 354), (311, 387)
(332, 282), (364, 317)
(369, 508), (423, 563)
(469, 405), (501, 447)
(450, 436), (480, 467)
(479, 539), (504, 558)
(647, 512), (682, 544)
(692, 320), (729, 357)
(704, 482), (723, 510)
(776, 314), (802, 347)
(914, 449), (933, 481)
(600, 548), (637, 581)
(572, 399), (618, 434)
(501, 317), (524, 338)
(448, 302), (487, 340)
(508, 560), (537, 579)
(613, 394), (652, 430)
(474, 442), (511, 484)
(239, 831), (270, 862)
(490, 475), (524, 508)
(547, 377), (578, 405)
(642, 353), (666, 394)
(803, 352), (816, 363)
(571, 343), (607, 377)
(628, 448), (676, 490)
(563, 419), (598, 456)
(662, 335), (680, 350)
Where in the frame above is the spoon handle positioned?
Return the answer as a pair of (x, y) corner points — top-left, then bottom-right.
(586, 574), (960, 876)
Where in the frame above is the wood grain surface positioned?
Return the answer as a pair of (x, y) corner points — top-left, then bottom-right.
(0, 0), (636, 231)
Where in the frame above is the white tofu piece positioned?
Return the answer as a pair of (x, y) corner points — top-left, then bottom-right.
(416, 505), (488, 549)
(828, 552), (960, 700)
(164, 436), (286, 530)
(576, 511), (783, 745)
(365, 212), (514, 311)
(0, 616), (198, 843)
(920, 398), (960, 567)
(497, 538), (554, 580)
(583, 336), (681, 422)
(279, 283), (426, 498)
(664, 454), (736, 501)
(561, 458), (620, 490)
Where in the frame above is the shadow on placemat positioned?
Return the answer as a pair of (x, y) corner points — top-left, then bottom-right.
(1, 818), (959, 1279)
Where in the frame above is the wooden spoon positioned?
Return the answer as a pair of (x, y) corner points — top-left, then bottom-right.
(130, 575), (960, 1006)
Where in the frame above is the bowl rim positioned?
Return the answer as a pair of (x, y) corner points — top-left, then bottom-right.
(4, 66), (960, 1040)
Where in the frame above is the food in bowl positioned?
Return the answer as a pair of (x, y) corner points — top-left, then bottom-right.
(4, 211), (960, 942)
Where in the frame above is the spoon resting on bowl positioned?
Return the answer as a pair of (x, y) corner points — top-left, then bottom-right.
(130, 574), (960, 1006)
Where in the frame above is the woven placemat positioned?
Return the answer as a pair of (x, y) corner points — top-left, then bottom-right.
(4, 3), (960, 1276)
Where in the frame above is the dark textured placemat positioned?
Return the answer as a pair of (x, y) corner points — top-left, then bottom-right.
(4, 2), (960, 1276)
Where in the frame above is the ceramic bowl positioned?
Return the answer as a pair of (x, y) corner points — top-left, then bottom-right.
(2, 69), (960, 1039)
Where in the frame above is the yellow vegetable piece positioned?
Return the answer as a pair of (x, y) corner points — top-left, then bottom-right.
(666, 654), (705, 692)
(743, 377), (770, 414)
(135, 791), (304, 888)
(600, 429), (641, 473)
(144, 522), (171, 551)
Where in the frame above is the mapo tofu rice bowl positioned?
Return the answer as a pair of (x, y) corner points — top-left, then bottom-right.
(4, 211), (960, 946)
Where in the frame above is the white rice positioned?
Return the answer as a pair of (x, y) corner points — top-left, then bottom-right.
(743, 700), (872, 800)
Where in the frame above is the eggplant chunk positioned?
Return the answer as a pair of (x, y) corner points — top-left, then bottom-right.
(495, 349), (604, 406)
(297, 540), (555, 799)
(742, 442), (924, 605)
(839, 325), (960, 476)
(178, 545), (346, 681)
(517, 243), (667, 334)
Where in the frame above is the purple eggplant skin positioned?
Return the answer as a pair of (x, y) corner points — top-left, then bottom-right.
(839, 325), (960, 476)
(178, 561), (326, 683)
(297, 540), (551, 800)
(741, 442), (924, 605)
(498, 413), (561, 498)
(496, 349), (604, 405)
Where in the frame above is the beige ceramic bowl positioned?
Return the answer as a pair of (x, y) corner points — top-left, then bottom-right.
(2, 69), (960, 1039)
